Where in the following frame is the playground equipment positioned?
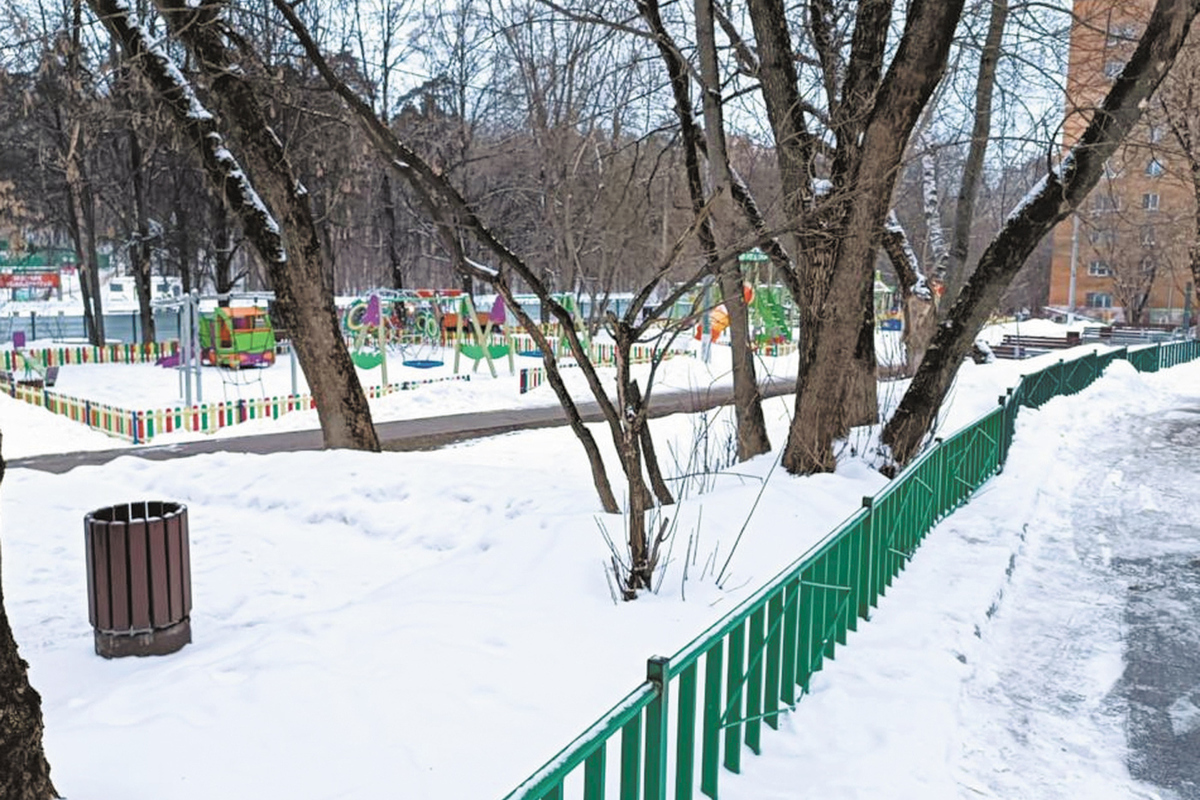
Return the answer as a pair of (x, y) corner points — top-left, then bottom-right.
(199, 306), (277, 368)
(749, 285), (794, 345)
(453, 295), (514, 377)
(511, 293), (588, 359)
(695, 283), (755, 343)
(874, 271), (902, 330)
(345, 293), (390, 374)
(343, 289), (452, 374)
(7, 333), (58, 386)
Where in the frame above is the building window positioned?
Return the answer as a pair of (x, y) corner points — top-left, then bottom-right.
(1141, 226), (1156, 246)
(1146, 158), (1165, 177)
(1149, 125), (1165, 144)
(1086, 292), (1114, 308)
(1107, 24), (1139, 47)
(1088, 227), (1117, 247)
(1092, 194), (1120, 213)
(1104, 60), (1125, 79)
(1103, 160), (1121, 179)
(1142, 192), (1160, 211)
(1088, 260), (1112, 277)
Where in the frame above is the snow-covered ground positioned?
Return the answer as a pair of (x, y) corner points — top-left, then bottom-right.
(1, 321), (1191, 799)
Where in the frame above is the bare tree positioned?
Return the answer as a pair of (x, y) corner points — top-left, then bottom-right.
(87, 0), (380, 451)
(268, 0), (768, 597)
(638, 0), (772, 461)
(1156, 35), (1200, 321)
(742, 0), (966, 473)
(946, 0), (1010, 300)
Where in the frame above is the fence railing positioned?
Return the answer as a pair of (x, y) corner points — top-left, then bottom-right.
(501, 338), (1200, 800)
(0, 371), (470, 444)
(2, 340), (180, 371)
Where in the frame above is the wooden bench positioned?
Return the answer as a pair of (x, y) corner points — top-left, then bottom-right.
(989, 343), (1044, 360)
(1000, 332), (1081, 350)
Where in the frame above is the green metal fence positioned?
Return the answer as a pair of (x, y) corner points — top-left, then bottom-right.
(502, 340), (1200, 800)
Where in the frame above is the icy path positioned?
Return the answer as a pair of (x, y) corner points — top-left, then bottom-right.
(720, 360), (1199, 800)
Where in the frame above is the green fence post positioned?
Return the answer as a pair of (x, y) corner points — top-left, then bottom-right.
(860, 497), (876, 614)
(584, 745), (607, 800)
(723, 622), (745, 774)
(701, 644), (724, 798)
(859, 501), (878, 618)
(764, 591), (783, 731)
(781, 577), (800, 707)
(621, 714), (642, 800)
(645, 656), (670, 800)
(746, 608), (764, 750)
(675, 663), (697, 800)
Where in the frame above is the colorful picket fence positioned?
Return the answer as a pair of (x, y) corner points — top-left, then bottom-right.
(0, 370), (470, 444)
(519, 368), (548, 395)
(499, 339), (1200, 800)
(590, 342), (688, 367)
(2, 340), (180, 371)
(754, 340), (798, 358)
(518, 344), (693, 395)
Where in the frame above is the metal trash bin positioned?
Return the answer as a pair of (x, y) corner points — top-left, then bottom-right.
(84, 501), (192, 658)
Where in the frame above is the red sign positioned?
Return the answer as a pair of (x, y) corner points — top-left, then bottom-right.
(0, 271), (60, 289)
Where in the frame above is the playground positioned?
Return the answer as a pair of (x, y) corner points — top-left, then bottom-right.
(0, 283), (846, 447)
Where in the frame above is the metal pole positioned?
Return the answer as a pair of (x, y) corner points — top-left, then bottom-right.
(192, 293), (203, 405)
(1067, 213), (1080, 324)
(181, 299), (192, 407)
(290, 340), (299, 395)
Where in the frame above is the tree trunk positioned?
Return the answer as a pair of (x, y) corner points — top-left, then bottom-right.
(0, 436), (60, 800)
(129, 128), (157, 344)
(213, 205), (236, 307)
(174, 180), (194, 296)
(695, 0), (771, 460)
(80, 177), (107, 346)
(63, 183), (99, 345)
(884, 0), (1200, 467)
(947, 0), (1009, 301)
(783, 221), (879, 473)
(382, 173), (405, 290)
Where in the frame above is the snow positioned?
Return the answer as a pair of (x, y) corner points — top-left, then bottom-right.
(0, 323), (1193, 799)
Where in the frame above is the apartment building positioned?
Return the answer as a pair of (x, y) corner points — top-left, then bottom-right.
(1048, 0), (1197, 324)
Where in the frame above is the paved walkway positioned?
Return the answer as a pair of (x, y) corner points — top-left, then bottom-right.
(954, 397), (1200, 799)
(1095, 404), (1200, 798)
(9, 377), (797, 474)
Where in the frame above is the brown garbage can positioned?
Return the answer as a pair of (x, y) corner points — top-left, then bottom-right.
(84, 501), (192, 658)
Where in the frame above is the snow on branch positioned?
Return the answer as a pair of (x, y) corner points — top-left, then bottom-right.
(87, 0), (287, 265)
(884, 211), (931, 299)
